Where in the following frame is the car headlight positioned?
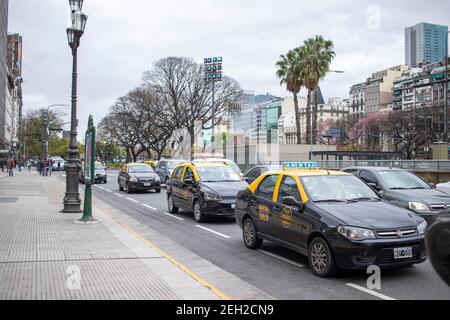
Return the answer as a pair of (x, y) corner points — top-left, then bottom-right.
(155, 176), (161, 182)
(129, 177), (138, 182)
(337, 226), (376, 241)
(204, 192), (222, 201)
(408, 202), (430, 212)
(417, 221), (427, 235)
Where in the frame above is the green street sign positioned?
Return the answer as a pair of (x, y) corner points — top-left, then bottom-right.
(81, 115), (96, 222)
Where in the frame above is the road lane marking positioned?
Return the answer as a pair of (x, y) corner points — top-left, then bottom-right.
(195, 225), (231, 239)
(143, 204), (157, 211)
(114, 193), (124, 197)
(98, 187), (105, 190)
(93, 204), (230, 300)
(346, 283), (396, 300)
(105, 189), (113, 193)
(162, 212), (184, 221)
(257, 250), (305, 268)
(141, 205), (184, 221)
(126, 197), (139, 203)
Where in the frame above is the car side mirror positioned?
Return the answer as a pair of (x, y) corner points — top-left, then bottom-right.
(282, 196), (304, 211)
(368, 182), (381, 191)
(244, 177), (253, 184)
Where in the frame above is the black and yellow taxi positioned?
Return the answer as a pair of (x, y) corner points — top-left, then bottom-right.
(235, 162), (428, 277)
(167, 162), (248, 222)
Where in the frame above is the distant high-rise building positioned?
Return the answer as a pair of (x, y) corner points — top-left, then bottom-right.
(405, 22), (448, 68)
(0, 0), (8, 150)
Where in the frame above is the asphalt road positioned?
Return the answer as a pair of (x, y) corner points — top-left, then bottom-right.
(58, 170), (450, 300)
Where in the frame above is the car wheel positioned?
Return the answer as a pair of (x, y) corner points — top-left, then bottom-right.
(119, 182), (123, 191)
(155, 188), (161, 193)
(193, 201), (207, 223)
(126, 183), (132, 194)
(243, 218), (263, 249)
(168, 194), (179, 214)
(308, 237), (337, 277)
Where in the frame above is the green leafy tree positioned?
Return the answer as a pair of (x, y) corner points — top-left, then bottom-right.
(300, 36), (335, 144)
(276, 49), (304, 144)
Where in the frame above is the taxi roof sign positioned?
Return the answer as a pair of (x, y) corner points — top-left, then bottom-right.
(283, 162), (320, 169)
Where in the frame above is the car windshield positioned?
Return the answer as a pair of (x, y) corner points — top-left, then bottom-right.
(167, 161), (185, 169)
(226, 161), (242, 173)
(128, 165), (154, 174)
(377, 171), (430, 190)
(301, 175), (380, 202)
(95, 164), (104, 170)
(196, 166), (243, 182)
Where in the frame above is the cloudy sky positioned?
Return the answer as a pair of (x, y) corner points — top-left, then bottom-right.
(8, 0), (450, 133)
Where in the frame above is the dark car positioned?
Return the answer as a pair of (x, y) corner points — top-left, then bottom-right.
(155, 159), (187, 185)
(118, 163), (161, 194)
(80, 162), (107, 184)
(244, 165), (282, 184)
(167, 162), (248, 222)
(235, 163), (428, 277)
(342, 167), (450, 222)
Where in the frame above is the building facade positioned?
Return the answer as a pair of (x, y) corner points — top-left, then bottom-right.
(348, 82), (366, 120)
(279, 97), (349, 144)
(4, 33), (23, 155)
(0, 0), (8, 151)
(232, 91), (282, 145)
(393, 61), (449, 111)
(364, 65), (408, 115)
(405, 22), (448, 68)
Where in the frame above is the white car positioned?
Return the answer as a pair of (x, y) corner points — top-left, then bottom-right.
(52, 159), (65, 171)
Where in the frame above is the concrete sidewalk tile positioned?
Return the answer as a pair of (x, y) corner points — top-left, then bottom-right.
(0, 171), (213, 300)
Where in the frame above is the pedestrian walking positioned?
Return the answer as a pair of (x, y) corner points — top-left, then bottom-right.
(7, 159), (14, 177)
(27, 160), (31, 172)
(47, 158), (53, 176)
(1, 159), (4, 173)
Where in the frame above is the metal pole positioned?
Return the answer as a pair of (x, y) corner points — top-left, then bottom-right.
(444, 31), (449, 143)
(211, 79), (215, 154)
(62, 42), (82, 213)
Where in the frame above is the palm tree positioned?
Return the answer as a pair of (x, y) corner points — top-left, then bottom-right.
(276, 49), (304, 144)
(300, 36), (335, 144)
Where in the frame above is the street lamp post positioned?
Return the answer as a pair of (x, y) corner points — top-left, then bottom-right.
(62, 0), (87, 213)
(444, 31), (449, 143)
(203, 57), (223, 155)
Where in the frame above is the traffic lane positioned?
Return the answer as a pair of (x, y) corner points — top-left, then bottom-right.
(91, 182), (374, 300)
(57, 172), (449, 300)
(338, 260), (450, 300)
(94, 181), (448, 299)
(98, 180), (247, 237)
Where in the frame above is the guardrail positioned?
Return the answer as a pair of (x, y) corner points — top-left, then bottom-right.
(316, 160), (450, 171)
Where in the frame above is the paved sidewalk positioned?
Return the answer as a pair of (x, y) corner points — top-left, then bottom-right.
(0, 170), (219, 300)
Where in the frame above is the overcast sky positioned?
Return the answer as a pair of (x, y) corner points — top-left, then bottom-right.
(8, 0), (450, 133)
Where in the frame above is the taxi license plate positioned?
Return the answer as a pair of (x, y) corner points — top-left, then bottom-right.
(143, 182), (151, 187)
(394, 247), (413, 259)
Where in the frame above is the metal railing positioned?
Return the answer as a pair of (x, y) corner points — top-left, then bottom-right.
(315, 160), (450, 171)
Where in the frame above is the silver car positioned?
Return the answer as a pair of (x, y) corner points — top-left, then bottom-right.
(155, 160), (187, 185)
